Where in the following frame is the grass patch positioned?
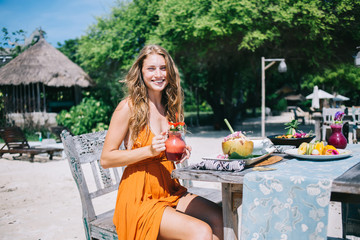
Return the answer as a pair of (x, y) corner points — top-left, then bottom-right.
(184, 111), (214, 126)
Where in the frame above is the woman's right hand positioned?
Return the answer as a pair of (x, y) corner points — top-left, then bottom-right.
(150, 132), (167, 156)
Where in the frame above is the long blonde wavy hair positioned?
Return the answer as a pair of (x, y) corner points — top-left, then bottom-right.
(125, 45), (184, 145)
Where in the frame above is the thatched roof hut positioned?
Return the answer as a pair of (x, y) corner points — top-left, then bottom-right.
(0, 37), (94, 115)
(0, 38), (93, 87)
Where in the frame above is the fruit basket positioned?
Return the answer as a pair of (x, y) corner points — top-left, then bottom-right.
(267, 135), (315, 147)
(267, 119), (315, 147)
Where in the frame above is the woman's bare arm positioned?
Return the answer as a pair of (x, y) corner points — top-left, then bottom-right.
(100, 99), (166, 168)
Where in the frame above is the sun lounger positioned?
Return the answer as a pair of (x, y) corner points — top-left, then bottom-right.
(0, 126), (63, 162)
(290, 107), (306, 125)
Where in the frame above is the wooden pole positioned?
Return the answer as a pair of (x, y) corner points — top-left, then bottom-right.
(261, 58), (285, 137)
(42, 83), (46, 112)
(27, 84), (31, 112)
(261, 57), (265, 138)
(37, 83), (40, 112)
(12, 86), (15, 113)
(19, 85), (22, 113)
(23, 84), (27, 112)
(32, 83), (36, 112)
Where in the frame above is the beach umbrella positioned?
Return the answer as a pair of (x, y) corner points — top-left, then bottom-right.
(311, 86), (320, 109)
(333, 94), (350, 102)
(306, 88), (334, 99)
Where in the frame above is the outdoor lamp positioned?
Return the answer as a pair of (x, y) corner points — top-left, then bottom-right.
(355, 46), (360, 67)
(261, 57), (287, 137)
(278, 60), (287, 72)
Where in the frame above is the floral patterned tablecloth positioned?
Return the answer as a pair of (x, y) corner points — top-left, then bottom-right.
(241, 148), (360, 240)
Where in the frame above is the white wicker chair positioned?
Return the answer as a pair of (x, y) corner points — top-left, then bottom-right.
(61, 130), (221, 240)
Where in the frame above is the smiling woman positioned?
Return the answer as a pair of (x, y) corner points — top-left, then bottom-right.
(100, 44), (223, 240)
(141, 54), (168, 93)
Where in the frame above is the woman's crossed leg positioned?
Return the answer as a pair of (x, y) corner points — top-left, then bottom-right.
(158, 193), (223, 240)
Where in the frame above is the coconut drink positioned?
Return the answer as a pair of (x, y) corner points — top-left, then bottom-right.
(222, 119), (254, 157)
(222, 131), (254, 157)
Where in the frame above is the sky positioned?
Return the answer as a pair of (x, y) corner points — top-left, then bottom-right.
(0, 0), (116, 47)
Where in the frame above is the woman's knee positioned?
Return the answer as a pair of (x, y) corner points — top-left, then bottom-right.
(189, 221), (213, 240)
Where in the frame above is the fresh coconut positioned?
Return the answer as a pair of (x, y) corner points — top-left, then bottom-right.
(222, 131), (254, 157)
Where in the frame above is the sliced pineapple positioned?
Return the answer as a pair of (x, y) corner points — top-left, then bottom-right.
(298, 142), (307, 155)
(315, 141), (325, 155)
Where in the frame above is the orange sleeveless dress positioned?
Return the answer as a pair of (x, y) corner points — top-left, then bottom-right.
(113, 126), (187, 240)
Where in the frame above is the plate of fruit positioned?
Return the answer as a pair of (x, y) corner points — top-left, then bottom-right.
(206, 119), (276, 165)
(204, 147), (276, 166)
(284, 141), (352, 160)
(267, 120), (315, 147)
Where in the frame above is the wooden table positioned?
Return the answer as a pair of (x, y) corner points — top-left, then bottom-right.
(171, 145), (360, 240)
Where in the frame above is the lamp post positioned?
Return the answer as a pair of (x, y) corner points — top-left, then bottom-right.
(355, 46), (360, 67)
(261, 57), (287, 138)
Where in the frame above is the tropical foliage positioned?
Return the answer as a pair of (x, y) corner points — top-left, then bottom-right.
(57, 0), (360, 129)
(302, 64), (360, 104)
(56, 96), (111, 135)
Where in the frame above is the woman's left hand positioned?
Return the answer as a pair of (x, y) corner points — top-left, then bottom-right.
(176, 145), (192, 164)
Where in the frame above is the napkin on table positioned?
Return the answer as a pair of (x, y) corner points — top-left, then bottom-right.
(191, 159), (245, 172)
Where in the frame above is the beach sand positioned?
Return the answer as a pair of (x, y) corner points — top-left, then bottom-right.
(0, 114), (356, 239)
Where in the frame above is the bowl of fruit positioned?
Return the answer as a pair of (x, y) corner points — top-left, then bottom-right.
(267, 120), (315, 147)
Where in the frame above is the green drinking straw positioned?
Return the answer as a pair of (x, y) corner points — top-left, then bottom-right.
(224, 118), (234, 134)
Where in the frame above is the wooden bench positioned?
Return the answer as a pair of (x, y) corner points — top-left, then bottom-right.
(61, 130), (221, 240)
(0, 126), (63, 162)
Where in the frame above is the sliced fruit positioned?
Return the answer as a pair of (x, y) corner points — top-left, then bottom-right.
(324, 145), (337, 155)
(325, 144), (336, 150)
(324, 150), (332, 155)
(306, 143), (315, 155)
(310, 144), (315, 155)
(311, 149), (320, 155)
(298, 142), (307, 155)
(315, 141), (325, 155)
(324, 148), (339, 155)
(305, 143), (310, 155)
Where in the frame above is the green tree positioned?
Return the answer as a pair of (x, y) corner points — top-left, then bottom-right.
(154, 0), (360, 127)
(72, 0), (360, 128)
(57, 38), (81, 64)
(0, 27), (27, 58)
(301, 63), (360, 105)
(73, 0), (161, 108)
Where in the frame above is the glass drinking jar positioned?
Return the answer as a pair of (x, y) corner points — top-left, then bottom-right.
(165, 130), (186, 161)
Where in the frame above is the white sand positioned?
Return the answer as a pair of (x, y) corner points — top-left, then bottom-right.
(0, 115), (355, 239)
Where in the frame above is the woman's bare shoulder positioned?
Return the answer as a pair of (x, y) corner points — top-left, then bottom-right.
(107, 98), (131, 134)
(114, 98), (131, 114)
